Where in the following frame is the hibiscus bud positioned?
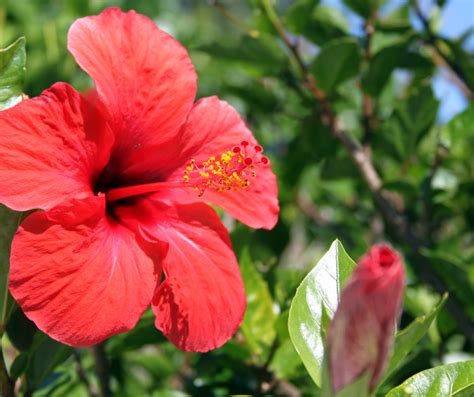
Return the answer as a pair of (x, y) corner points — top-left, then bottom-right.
(327, 244), (405, 393)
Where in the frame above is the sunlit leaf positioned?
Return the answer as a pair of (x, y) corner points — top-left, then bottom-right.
(288, 240), (356, 386)
(0, 37), (26, 110)
(386, 360), (474, 397)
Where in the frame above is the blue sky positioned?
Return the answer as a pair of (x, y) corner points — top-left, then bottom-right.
(323, 0), (473, 121)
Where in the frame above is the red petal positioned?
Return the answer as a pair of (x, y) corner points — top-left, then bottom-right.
(9, 196), (160, 346)
(68, 7), (197, 182)
(158, 97), (279, 229)
(116, 199), (246, 352)
(0, 83), (113, 211)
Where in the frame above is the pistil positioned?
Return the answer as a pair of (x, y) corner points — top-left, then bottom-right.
(106, 141), (269, 203)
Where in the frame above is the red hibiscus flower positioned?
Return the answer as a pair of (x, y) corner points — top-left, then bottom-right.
(327, 244), (405, 392)
(0, 7), (279, 352)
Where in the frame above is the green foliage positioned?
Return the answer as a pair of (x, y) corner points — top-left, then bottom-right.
(240, 250), (276, 358)
(342, 0), (383, 18)
(311, 38), (362, 94)
(380, 293), (448, 386)
(288, 240), (356, 386)
(0, 37), (25, 110)
(381, 85), (439, 159)
(362, 33), (415, 96)
(387, 360), (474, 397)
(0, 206), (23, 333)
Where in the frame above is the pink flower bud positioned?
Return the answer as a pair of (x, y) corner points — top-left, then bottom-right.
(327, 244), (405, 393)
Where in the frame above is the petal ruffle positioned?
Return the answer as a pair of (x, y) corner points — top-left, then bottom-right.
(68, 7), (197, 183)
(158, 97), (279, 229)
(9, 196), (159, 346)
(0, 83), (113, 211)
(116, 199), (245, 352)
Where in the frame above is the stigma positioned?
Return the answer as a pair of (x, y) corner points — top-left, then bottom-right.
(183, 141), (269, 197)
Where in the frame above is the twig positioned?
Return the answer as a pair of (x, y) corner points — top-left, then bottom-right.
(411, 0), (474, 100)
(262, 338), (279, 373)
(0, 339), (14, 397)
(210, 0), (260, 38)
(91, 343), (111, 397)
(361, 17), (376, 150)
(260, 0), (474, 346)
(72, 350), (97, 397)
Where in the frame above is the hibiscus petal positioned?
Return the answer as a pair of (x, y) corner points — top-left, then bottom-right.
(0, 83), (113, 212)
(9, 196), (160, 346)
(68, 7), (197, 182)
(116, 199), (246, 352)
(157, 96), (279, 230)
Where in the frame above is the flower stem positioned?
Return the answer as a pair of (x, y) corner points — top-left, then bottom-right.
(91, 343), (111, 397)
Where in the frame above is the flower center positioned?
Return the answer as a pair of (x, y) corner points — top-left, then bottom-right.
(105, 141), (269, 203)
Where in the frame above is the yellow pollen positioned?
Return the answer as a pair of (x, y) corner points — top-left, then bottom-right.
(182, 142), (269, 197)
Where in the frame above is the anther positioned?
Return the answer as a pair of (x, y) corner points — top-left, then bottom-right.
(182, 141), (270, 197)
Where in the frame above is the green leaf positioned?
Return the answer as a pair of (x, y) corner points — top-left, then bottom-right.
(441, 104), (474, 159)
(0, 205), (24, 332)
(386, 359), (474, 397)
(288, 5), (349, 45)
(195, 34), (286, 75)
(311, 38), (361, 94)
(382, 85), (439, 159)
(10, 352), (29, 381)
(26, 333), (72, 390)
(423, 252), (474, 319)
(342, 0), (383, 18)
(321, 355), (370, 397)
(0, 37), (26, 110)
(0, 38), (26, 333)
(106, 309), (166, 356)
(286, 0), (320, 31)
(379, 293), (448, 386)
(6, 306), (37, 351)
(375, 4), (411, 33)
(334, 373), (370, 397)
(362, 34), (414, 96)
(269, 310), (305, 379)
(288, 240), (357, 386)
(240, 249), (276, 358)
(442, 39), (474, 90)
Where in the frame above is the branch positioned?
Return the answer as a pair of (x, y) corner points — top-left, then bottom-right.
(210, 0), (260, 38)
(72, 350), (97, 397)
(411, 0), (474, 100)
(361, 17), (376, 150)
(91, 343), (111, 397)
(260, 0), (474, 345)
